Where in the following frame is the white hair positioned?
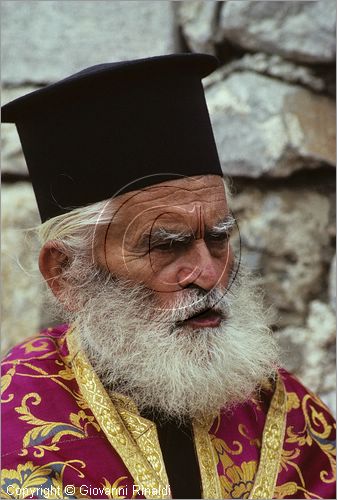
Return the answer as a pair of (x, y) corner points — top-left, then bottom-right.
(67, 263), (279, 422)
(36, 176), (234, 308)
(37, 198), (115, 257)
(35, 177), (279, 420)
(37, 177), (232, 253)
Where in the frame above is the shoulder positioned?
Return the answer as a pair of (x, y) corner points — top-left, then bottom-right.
(1, 324), (84, 458)
(2, 323), (70, 364)
(2, 324), (72, 398)
(279, 368), (335, 454)
(279, 368), (335, 424)
(275, 369), (336, 498)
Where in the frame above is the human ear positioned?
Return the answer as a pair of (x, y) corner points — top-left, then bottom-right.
(38, 241), (70, 299)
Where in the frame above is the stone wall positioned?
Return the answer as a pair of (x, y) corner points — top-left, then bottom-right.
(1, 1), (335, 412)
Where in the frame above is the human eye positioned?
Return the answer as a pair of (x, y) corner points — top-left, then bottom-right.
(207, 230), (232, 245)
(151, 241), (174, 252)
(151, 235), (192, 252)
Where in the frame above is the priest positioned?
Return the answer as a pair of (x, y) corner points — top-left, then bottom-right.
(1, 54), (335, 499)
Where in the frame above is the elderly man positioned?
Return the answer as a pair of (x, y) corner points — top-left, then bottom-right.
(1, 54), (335, 500)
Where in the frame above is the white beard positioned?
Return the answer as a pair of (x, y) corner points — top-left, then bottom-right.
(57, 261), (279, 422)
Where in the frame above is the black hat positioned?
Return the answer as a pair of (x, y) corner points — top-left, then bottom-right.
(2, 53), (222, 222)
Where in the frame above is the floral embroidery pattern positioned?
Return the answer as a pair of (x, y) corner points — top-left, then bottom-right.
(16, 392), (100, 458)
(1, 460), (85, 499)
(220, 461), (256, 498)
(274, 389), (336, 498)
(211, 375), (336, 499)
(2, 327), (336, 499)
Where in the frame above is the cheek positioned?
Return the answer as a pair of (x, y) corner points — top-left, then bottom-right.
(114, 254), (156, 283)
(218, 245), (235, 286)
(112, 249), (176, 288)
(149, 245), (235, 292)
(143, 258), (183, 292)
(118, 249), (180, 289)
(103, 243), (235, 294)
(115, 251), (185, 293)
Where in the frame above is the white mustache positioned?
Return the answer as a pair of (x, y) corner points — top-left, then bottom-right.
(60, 260), (279, 421)
(156, 287), (232, 324)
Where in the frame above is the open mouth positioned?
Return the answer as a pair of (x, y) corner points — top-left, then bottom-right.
(179, 308), (223, 329)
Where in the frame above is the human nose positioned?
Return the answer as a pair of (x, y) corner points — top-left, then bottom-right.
(176, 240), (224, 291)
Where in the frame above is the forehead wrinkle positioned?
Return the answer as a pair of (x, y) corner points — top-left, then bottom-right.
(120, 191), (194, 211)
(119, 195), (227, 225)
(119, 198), (217, 237)
(115, 181), (226, 212)
(117, 182), (229, 246)
(134, 211), (233, 248)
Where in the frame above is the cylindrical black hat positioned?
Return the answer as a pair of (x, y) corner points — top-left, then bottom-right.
(2, 53), (222, 222)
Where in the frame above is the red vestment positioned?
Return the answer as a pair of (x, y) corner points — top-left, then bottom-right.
(1, 325), (335, 499)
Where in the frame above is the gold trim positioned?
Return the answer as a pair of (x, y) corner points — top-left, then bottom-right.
(66, 326), (287, 500)
(193, 416), (223, 499)
(67, 329), (171, 499)
(249, 374), (287, 499)
(116, 406), (170, 490)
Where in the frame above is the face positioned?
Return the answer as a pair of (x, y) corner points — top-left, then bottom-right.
(95, 175), (235, 328)
(47, 175), (278, 419)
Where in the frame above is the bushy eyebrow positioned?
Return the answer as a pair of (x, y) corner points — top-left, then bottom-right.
(137, 213), (236, 248)
(208, 214), (236, 235)
(149, 227), (193, 246)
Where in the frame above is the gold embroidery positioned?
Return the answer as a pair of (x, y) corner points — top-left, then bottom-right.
(67, 329), (171, 500)
(220, 461), (256, 498)
(102, 476), (137, 499)
(110, 391), (169, 482)
(19, 338), (52, 355)
(211, 421), (258, 496)
(110, 392), (139, 415)
(4, 326), (335, 498)
(1, 460), (85, 499)
(66, 328), (292, 500)
(286, 392), (300, 412)
(117, 408), (170, 490)
(238, 424), (261, 448)
(1, 363), (17, 403)
(279, 390), (336, 495)
(193, 416), (223, 499)
(249, 375), (287, 499)
(3, 358), (84, 404)
(15, 392), (100, 458)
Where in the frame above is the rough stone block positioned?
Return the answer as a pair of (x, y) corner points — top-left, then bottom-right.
(2, 87), (43, 176)
(2, 125), (28, 176)
(217, 0), (336, 64)
(176, 0), (218, 54)
(231, 188), (331, 325)
(2, 1), (176, 85)
(205, 71), (336, 177)
(329, 254), (336, 312)
(275, 300), (336, 414)
(1, 183), (42, 354)
(204, 52), (331, 94)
